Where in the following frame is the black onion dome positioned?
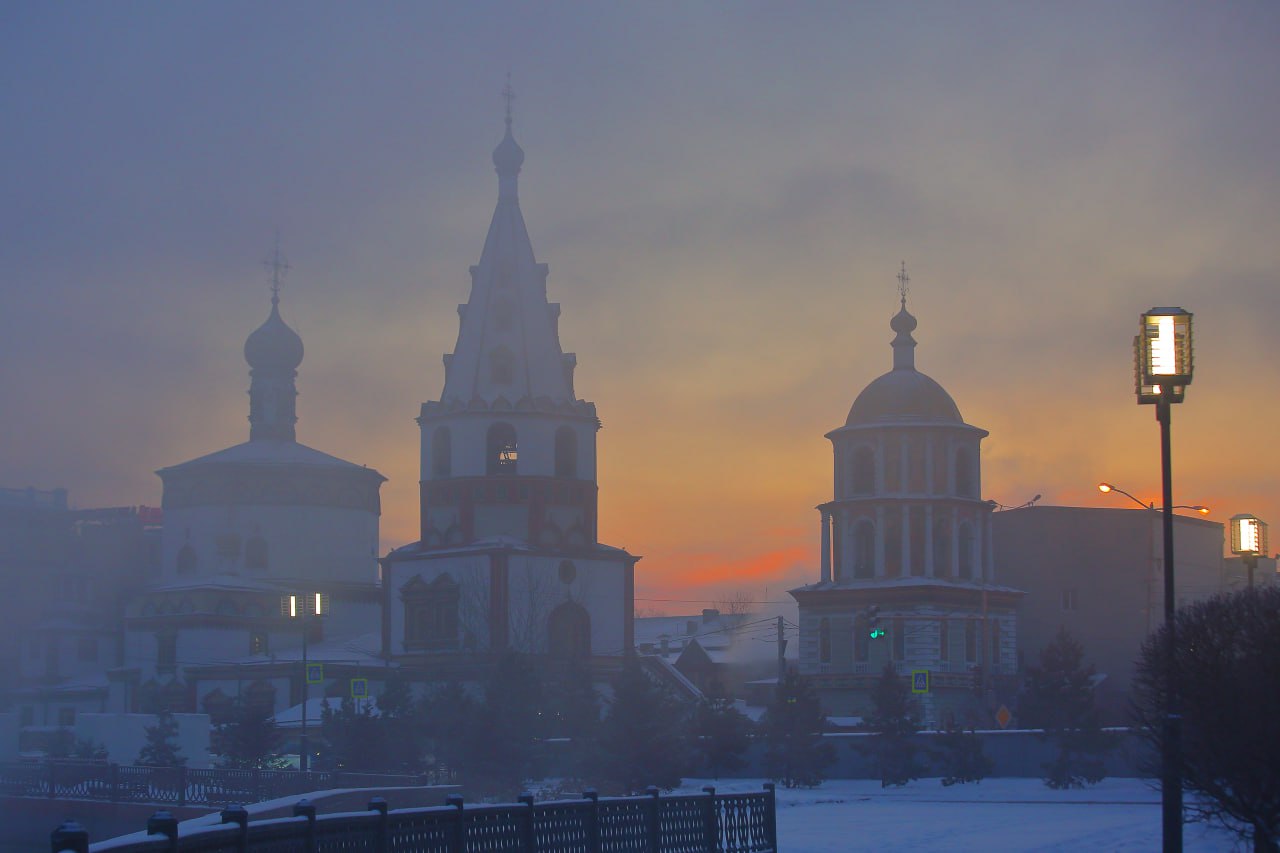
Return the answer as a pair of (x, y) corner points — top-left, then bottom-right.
(244, 299), (304, 370)
(492, 125), (525, 175)
(846, 370), (963, 426)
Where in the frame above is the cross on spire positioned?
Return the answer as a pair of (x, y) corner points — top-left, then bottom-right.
(502, 72), (516, 129)
(897, 260), (910, 307)
(264, 232), (290, 306)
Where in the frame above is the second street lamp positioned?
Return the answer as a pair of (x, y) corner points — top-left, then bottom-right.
(1135, 306), (1194, 853)
(1229, 513), (1269, 588)
(282, 592), (328, 773)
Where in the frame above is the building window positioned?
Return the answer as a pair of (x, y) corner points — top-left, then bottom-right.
(964, 619), (977, 663)
(244, 535), (269, 571)
(851, 446), (875, 495)
(548, 601), (591, 659)
(558, 560), (577, 584)
(401, 574), (460, 651)
(156, 633), (177, 672)
(892, 617), (905, 661)
(555, 426), (578, 478)
(57, 708), (75, 727)
(990, 620), (1001, 666)
(854, 520), (876, 579)
(176, 543), (197, 574)
(932, 515), (951, 576)
(907, 438), (926, 492)
(958, 523), (975, 579)
(486, 423), (518, 475)
(854, 615), (869, 663)
(490, 347), (515, 386)
(1061, 588), (1078, 611)
(250, 631), (269, 656)
(909, 506), (926, 576)
(20, 706), (34, 727)
(819, 618), (831, 663)
(884, 437), (901, 492)
(885, 516), (902, 576)
(939, 620), (949, 662)
(955, 447), (976, 498)
(76, 638), (97, 662)
(432, 426), (452, 478)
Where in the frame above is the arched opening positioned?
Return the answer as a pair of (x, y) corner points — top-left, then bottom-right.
(490, 347), (515, 386)
(548, 601), (591, 659)
(955, 447), (976, 498)
(851, 446), (875, 495)
(854, 520), (876, 579)
(486, 423), (518, 475)
(244, 535), (268, 571)
(176, 544), (197, 574)
(884, 516), (902, 575)
(432, 426), (452, 478)
(931, 514), (950, 576)
(555, 426), (578, 478)
(819, 618), (831, 663)
(958, 522), (975, 579)
(401, 574), (460, 651)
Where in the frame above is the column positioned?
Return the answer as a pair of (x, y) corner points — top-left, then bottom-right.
(820, 510), (832, 583)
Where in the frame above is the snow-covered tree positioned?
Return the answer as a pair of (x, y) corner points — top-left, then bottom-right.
(137, 710), (186, 767)
(762, 670), (834, 788)
(592, 657), (690, 794)
(214, 696), (286, 770)
(865, 663), (923, 788)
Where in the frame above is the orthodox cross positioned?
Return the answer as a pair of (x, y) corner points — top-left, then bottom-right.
(264, 232), (290, 304)
(897, 261), (910, 306)
(502, 72), (516, 128)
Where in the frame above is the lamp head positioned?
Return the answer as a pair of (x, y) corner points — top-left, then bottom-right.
(1230, 513), (1268, 557)
(1135, 307), (1193, 404)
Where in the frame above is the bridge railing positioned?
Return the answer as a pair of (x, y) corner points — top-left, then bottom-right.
(0, 760), (440, 808)
(50, 785), (778, 853)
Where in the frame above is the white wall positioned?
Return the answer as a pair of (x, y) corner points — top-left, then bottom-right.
(76, 712), (212, 768)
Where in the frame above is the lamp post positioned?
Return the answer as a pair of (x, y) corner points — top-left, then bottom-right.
(1135, 306), (1194, 853)
(1229, 514), (1269, 588)
(1096, 483), (1208, 515)
(283, 592), (327, 773)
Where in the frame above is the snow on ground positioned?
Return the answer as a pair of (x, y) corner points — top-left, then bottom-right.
(675, 778), (1241, 852)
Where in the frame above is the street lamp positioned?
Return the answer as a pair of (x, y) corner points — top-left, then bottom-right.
(282, 592), (328, 773)
(1096, 483), (1209, 515)
(1135, 306), (1194, 853)
(1229, 514), (1269, 588)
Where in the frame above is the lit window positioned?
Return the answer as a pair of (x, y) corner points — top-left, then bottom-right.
(486, 423), (518, 475)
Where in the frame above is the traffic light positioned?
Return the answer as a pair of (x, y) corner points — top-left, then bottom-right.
(867, 605), (885, 639)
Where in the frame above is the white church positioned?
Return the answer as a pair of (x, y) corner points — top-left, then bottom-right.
(380, 106), (639, 670)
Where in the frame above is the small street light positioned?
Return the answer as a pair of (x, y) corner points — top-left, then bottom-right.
(1134, 306), (1194, 853)
(1229, 514), (1269, 588)
(1096, 483), (1208, 515)
(282, 592), (328, 773)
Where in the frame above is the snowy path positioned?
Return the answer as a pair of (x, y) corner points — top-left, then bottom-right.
(677, 778), (1240, 852)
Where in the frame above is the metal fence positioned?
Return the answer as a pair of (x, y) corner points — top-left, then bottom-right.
(0, 760), (438, 809)
(49, 786), (777, 853)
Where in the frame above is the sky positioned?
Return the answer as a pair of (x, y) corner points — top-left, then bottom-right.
(2, 2), (1277, 610)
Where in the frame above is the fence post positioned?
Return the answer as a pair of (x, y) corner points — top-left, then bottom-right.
(518, 792), (535, 852)
(147, 810), (179, 853)
(221, 804), (249, 853)
(252, 768), (261, 803)
(583, 790), (600, 853)
(47, 762), (56, 799)
(702, 786), (718, 853)
(49, 820), (88, 853)
(177, 765), (188, 808)
(294, 799), (317, 853)
(108, 762), (120, 803)
(762, 783), (776, 852)
(645, 787), (661, 853)
(368, 796), (389, 853)
(446, 793), (465, 853)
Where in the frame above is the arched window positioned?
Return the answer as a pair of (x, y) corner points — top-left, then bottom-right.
(819, 618), (831, 663)
(432, 426), (452, 478)
(958, 522), (975, 579)
(909, 506), (926, 576)
(490, 347), (515, 386)
(401, 574), (460, 651)
(907, 438), (926, 492)
(548, 602), (591, 659)
(884, 516), (902, 576)
(932, 514), (950, 576)
(884, 437), (901, 492)
(555, 426), (578, 478)
(854, 614), (869, 663)
(486, 423), (518, 475)
(955, 447), (976, 498)
(244, 535), (269, 571)
(176, 544), (197, 574)
(854, 520), (876, 579)
(851, 446), (875, 495)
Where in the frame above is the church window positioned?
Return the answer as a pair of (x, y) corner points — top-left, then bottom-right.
(555, 426), (578, 478)
(958, 522), (975, 579)
(58, 707), (75, 727)
(884, 515), (902, 575)
(244, 535), (269, 571)
(216, 533), (241, 561)
(939, 620), (950, 662)
(892, 617), (905, 661)
(884, 437), (901, 492)
(955, 447), (976, 498)
(908, 438), (926, 492)
(19, 706), (33, 726)
(250, 631), (269, 656)
(853, 520), (876, 579)
(216, 599), (238, 617)
(156, 633), (177, 673)
(401, 574), (460, 651)
(487, 423), (518, 475)
(909, 506), (926, 576)
(819, 618), (831, 663)
(77, 638), (97, 662)
(558, 560), (577, 584)
(990, 620), (1001, 666)
(493, 299), (515, 332)
(548, 601), (591, 659)
(490, 347), (515, 386)
(854, 615), (869, 663)
(432, 426), (452, 478)
(964, 619), (977, 663)
(851, 446), (875, 495)
(176, 544), (197, 574)
(932, 514), (951, 576)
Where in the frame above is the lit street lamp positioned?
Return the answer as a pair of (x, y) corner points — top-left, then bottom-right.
(1135, 306), (1194, 853)
(1096, 483), (1208, 515)
(1229, 513), (1269, 588)
(282, 592), (328, 773)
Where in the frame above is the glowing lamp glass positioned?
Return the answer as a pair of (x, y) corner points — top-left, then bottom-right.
(1230, 514), (1268, 557)
(1135, 308), (1193, 403)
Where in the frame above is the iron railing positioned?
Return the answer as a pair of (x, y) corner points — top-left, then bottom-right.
(50, 785), (777, 853)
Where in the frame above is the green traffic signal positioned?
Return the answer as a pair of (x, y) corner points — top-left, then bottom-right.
(869, 628), (886, 639)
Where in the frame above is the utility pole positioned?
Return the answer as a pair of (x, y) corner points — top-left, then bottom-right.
(776, 616), (787, 685)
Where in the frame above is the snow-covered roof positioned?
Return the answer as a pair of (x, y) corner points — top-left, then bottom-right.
(790, 577), (1024, 595)
(159, 439), (382, 477)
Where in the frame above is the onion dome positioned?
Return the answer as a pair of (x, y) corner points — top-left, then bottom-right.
(492, 122), (525, 176)
(845, 298), (962, 426)
(244, 296), (304, 371)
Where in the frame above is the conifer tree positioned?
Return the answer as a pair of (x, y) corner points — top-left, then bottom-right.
(593, 657), (690, 794)
(866, 663), (924, 787)
(137, 709), (187, 767)
(319, 697), (386, 772)
(692, 695), (753, 778)
(931, 724), (991, 787)
(1021, 626), (1115, 789)
(762, 669), (834, 788)
(215, 696), (287, 770)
